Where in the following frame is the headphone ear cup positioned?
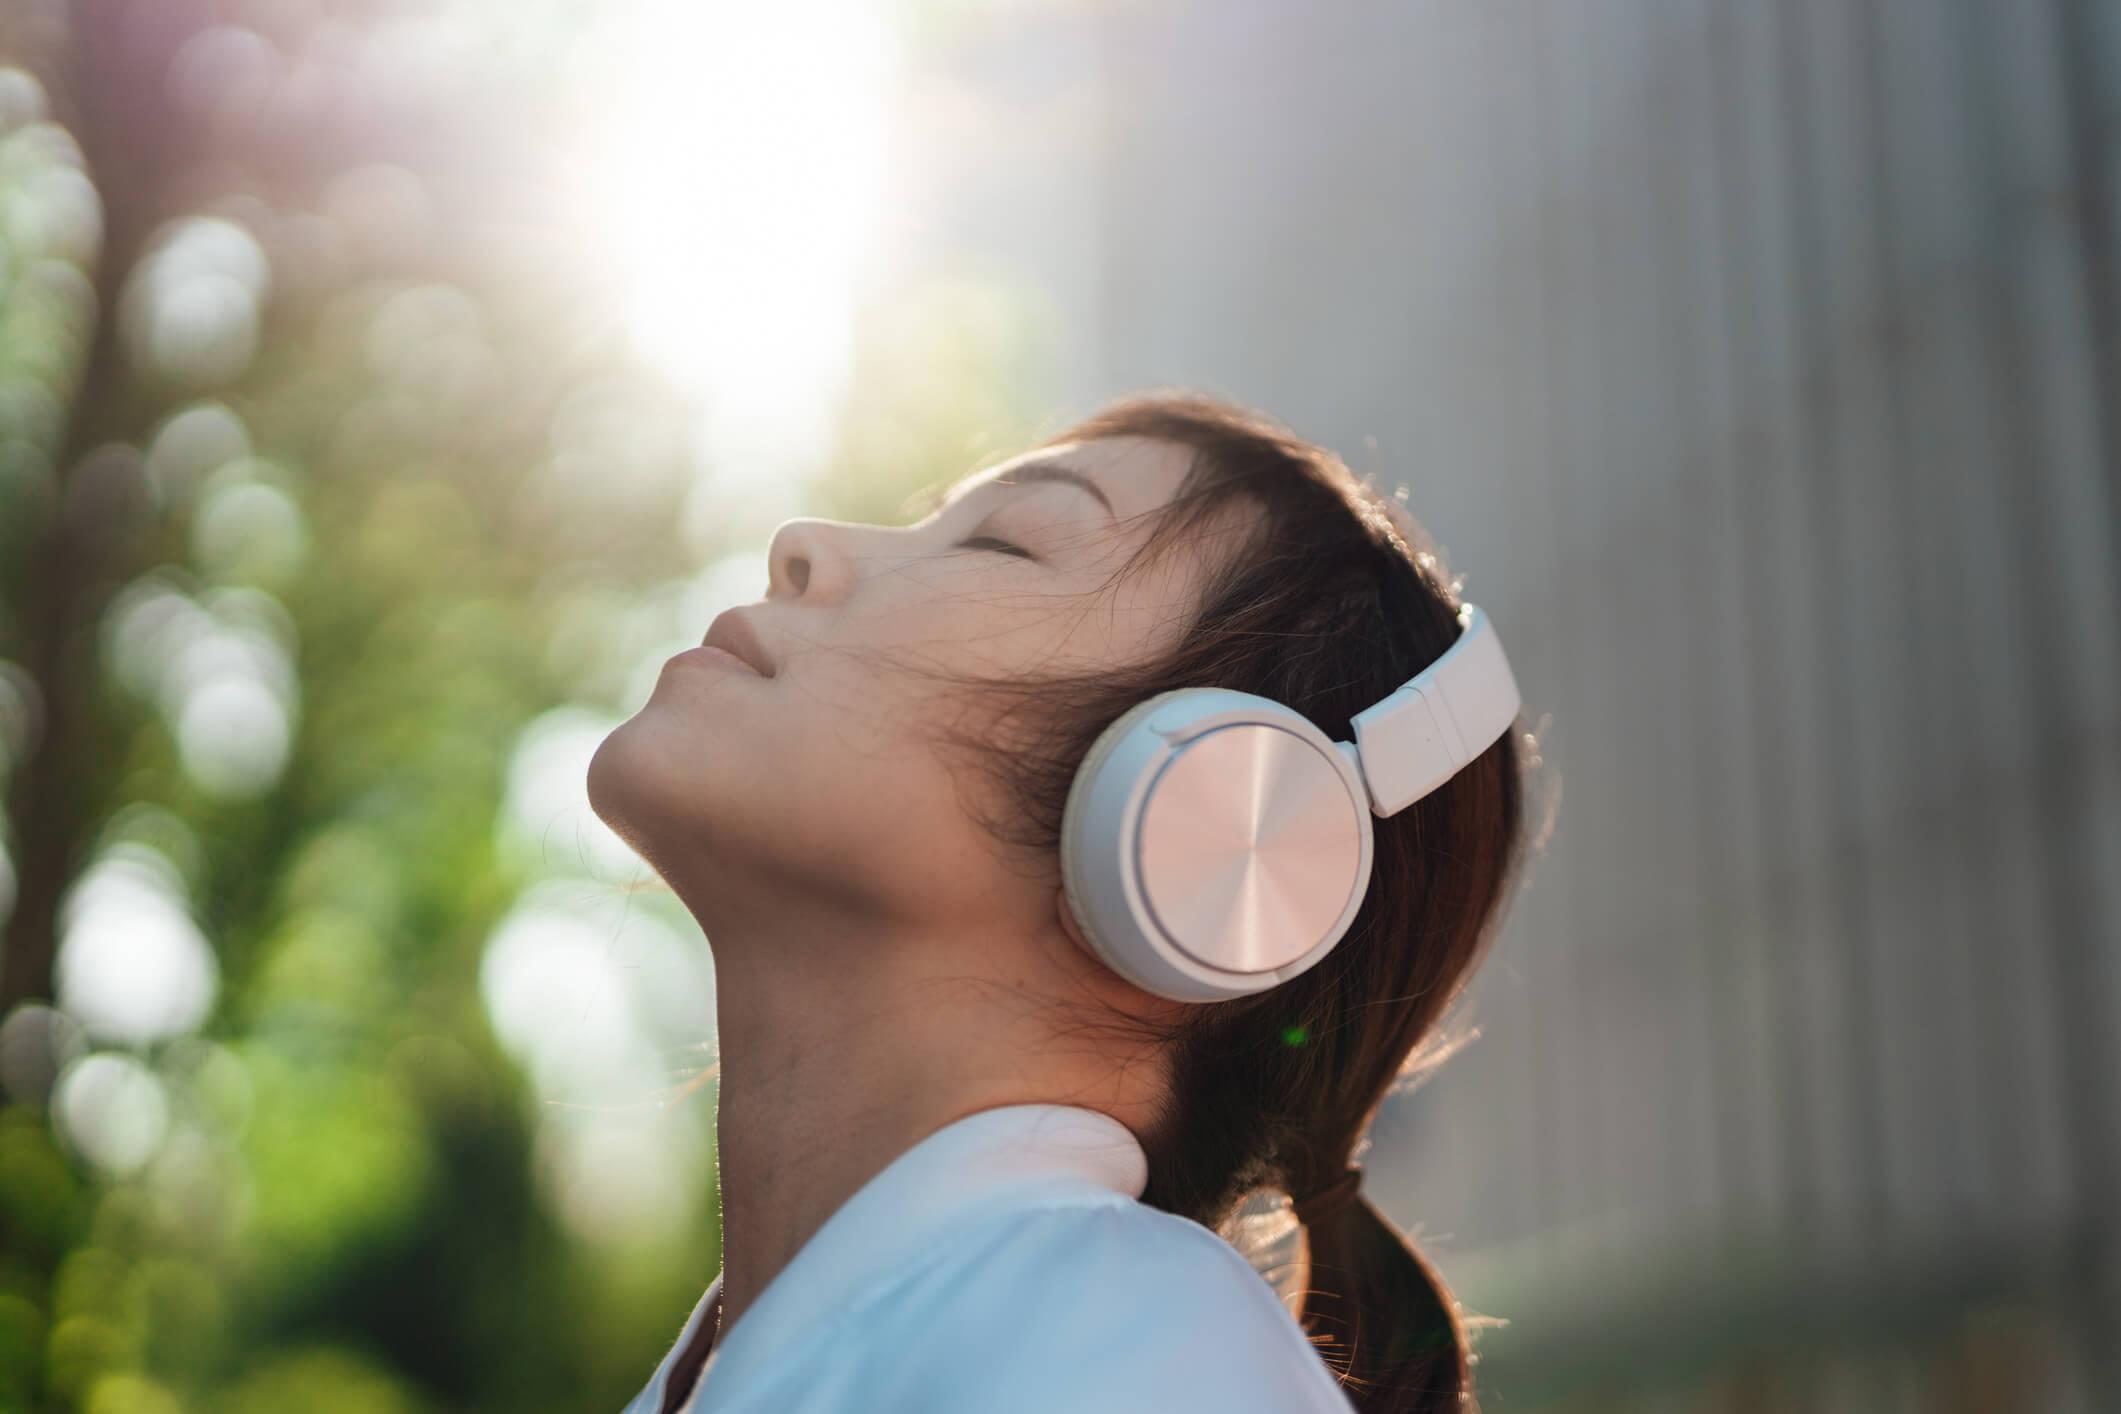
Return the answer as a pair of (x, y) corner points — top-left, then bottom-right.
(1060, 688), (1375, 1004)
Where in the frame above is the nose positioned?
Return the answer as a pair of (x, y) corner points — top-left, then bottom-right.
(765, 517), (857, 603)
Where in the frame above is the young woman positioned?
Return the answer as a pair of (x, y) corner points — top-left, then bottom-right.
(592, 392), (1537, 1413)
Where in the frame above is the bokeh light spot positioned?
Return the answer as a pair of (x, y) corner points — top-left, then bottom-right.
(54, 844), (219, 1047)
(52, 1053), (171, 1177)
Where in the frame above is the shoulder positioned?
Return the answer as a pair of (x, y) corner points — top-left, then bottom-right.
(876, 1200), (1356, 1413)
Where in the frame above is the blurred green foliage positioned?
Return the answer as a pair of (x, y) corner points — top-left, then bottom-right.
(0, 2), (1045, 1410)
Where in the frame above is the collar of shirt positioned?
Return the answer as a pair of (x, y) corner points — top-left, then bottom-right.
(665, 1102), (1149, 1411)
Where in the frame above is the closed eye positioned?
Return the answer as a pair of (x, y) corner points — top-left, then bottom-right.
(956, 534), (1035, 561)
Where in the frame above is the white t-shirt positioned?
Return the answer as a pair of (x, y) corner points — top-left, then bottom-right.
(621, 1102), (1357, 1413)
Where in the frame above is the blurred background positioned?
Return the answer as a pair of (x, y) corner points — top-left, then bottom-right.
(0, 1), (2115, 1411)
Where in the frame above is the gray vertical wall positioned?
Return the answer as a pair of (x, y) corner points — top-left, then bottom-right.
(913, 1), (2121, 1407)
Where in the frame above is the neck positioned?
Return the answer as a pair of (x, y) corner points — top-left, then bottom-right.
(689, 896), (1167, 1337)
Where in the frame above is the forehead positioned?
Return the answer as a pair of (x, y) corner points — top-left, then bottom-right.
(949, 435), (1197, 519)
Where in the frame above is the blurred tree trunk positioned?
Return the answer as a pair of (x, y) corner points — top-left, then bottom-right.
(0, 0), (205, 1012)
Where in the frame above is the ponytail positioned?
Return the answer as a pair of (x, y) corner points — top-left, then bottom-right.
(1295, 1190), (1473, 1414)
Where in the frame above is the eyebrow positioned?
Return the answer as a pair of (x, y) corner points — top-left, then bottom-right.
(940, 460), (1116, 522)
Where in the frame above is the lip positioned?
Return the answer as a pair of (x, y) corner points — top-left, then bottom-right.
(701, 609), (776, 678)
(671, 645), (761, 677)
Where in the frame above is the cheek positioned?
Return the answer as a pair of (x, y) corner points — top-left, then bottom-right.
(761, 670), (1010, 907)
(771, 636), (970, 806)
(782, 612), (1028, 802)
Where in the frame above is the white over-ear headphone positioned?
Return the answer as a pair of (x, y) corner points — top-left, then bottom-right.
(1058, 602), (1521, 1003)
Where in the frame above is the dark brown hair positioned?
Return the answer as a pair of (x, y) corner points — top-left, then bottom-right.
(910, 390), (1546, 1412)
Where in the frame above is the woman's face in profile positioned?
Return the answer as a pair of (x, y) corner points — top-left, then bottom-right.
(587, 434), (1221, 945)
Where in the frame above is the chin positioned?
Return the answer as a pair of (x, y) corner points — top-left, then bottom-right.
(587, 712), (757, 866)
(585, 715), (701, 846)
(584, 718), (656, 849)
